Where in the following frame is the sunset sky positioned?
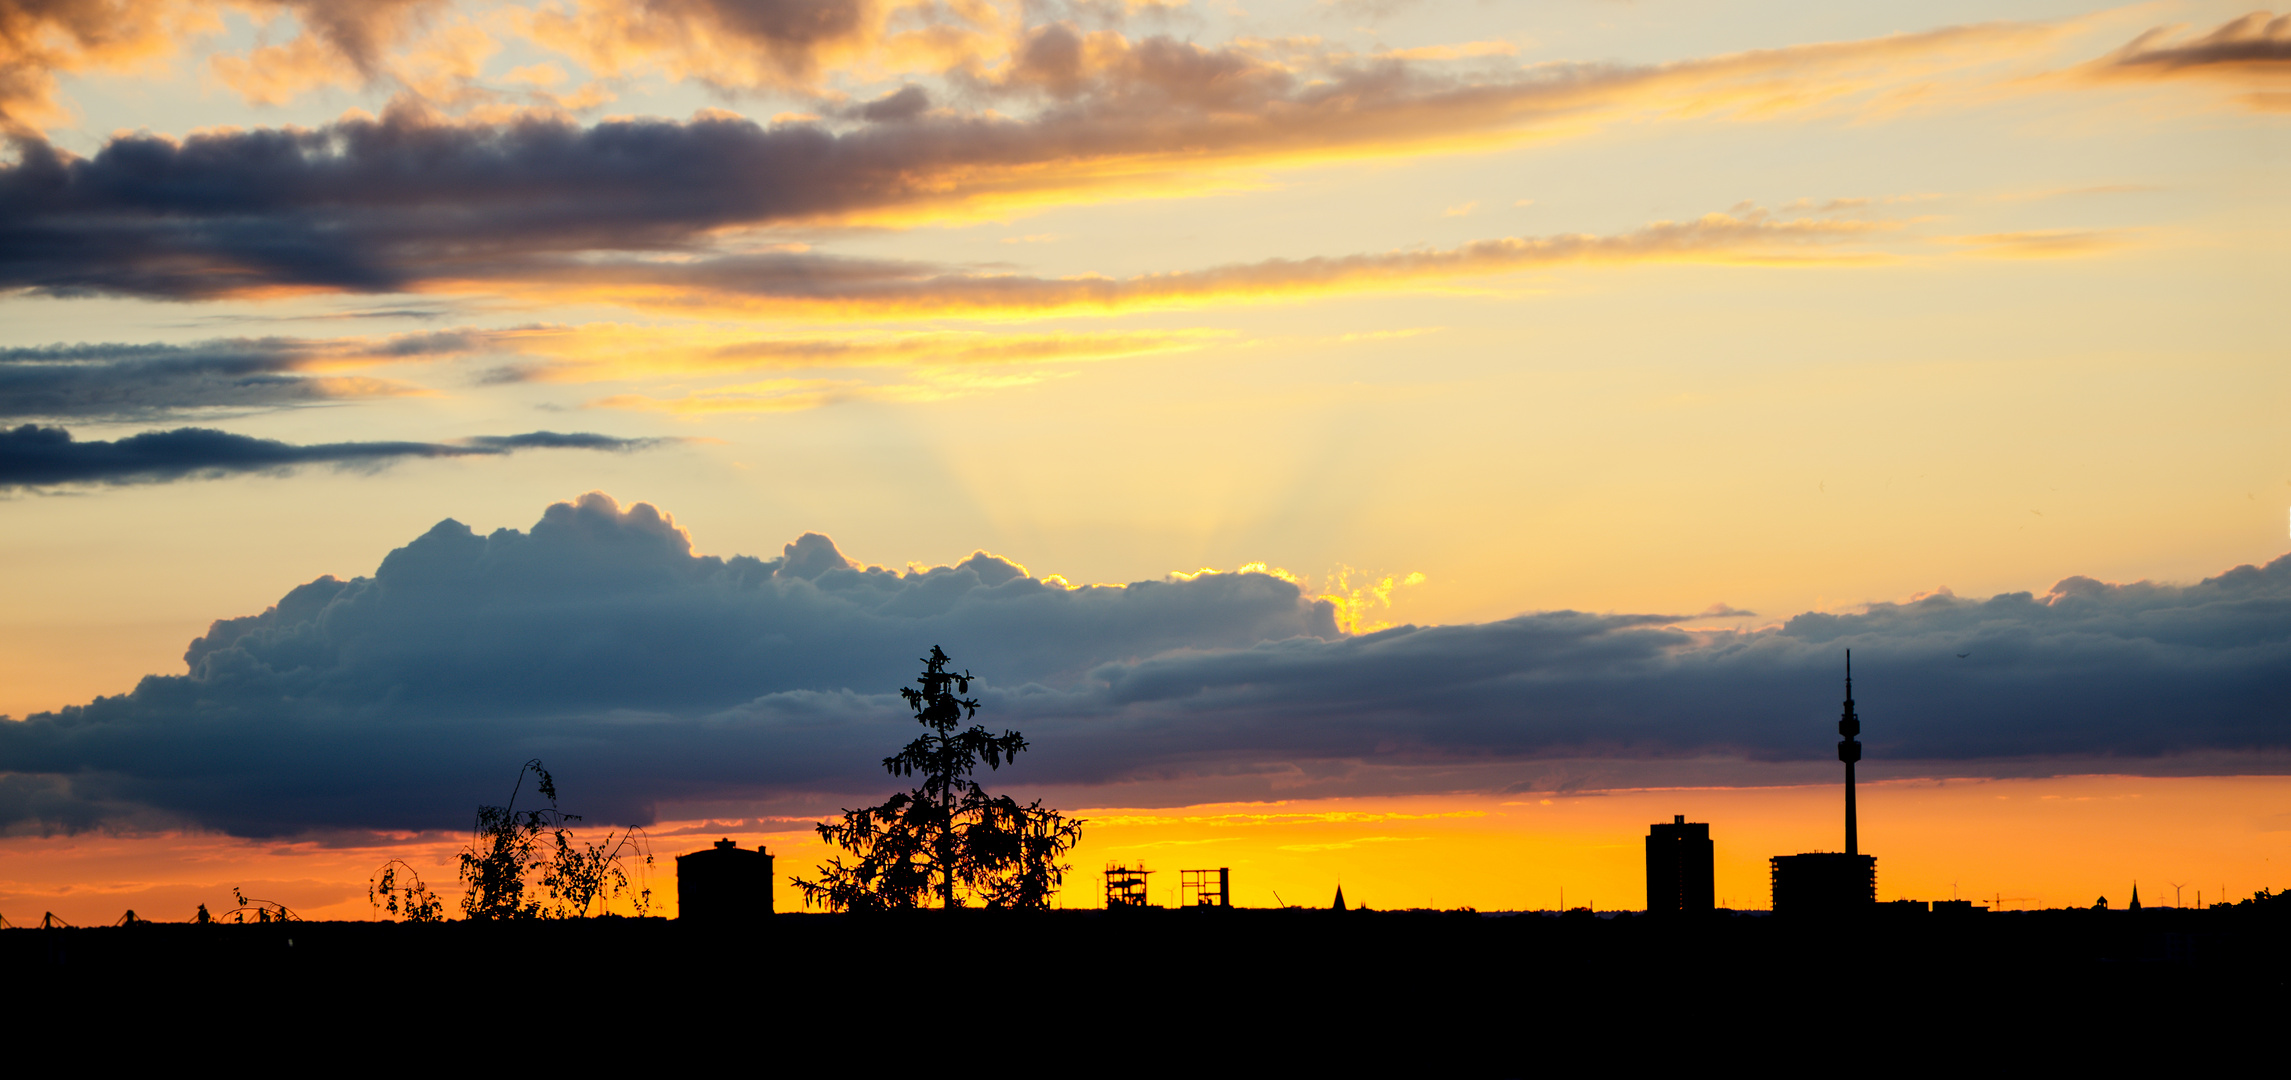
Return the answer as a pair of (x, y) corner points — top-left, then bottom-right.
(1, 0), (2285, 922)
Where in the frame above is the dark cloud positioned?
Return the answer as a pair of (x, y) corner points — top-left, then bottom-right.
(655, 0), (868, 54)
(540, 0), (877, 87)
(268, 0), (448, 74)
(0, 493), (2282, 837)
(0, 22), (2017, 300)
(0, 105), (903, 297)
(989, 22), (1300, 105)
(463, 430), (662, 450)
(0, 333), (486, 420)
(2099, 13), (2291, 75)
(0, 492), (1338, 833)
(852, 83), (930, 122)
(0, 423), (667, 488)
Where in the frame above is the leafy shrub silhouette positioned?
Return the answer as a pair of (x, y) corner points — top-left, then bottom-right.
(369, 860), (444, 922)
(452, 759), (654, 920)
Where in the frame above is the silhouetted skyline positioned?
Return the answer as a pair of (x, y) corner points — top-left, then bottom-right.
(0, 0), (2282, 926)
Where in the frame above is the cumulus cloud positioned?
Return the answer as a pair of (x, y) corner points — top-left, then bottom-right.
(0, 492), (1340, 832)
(0, 19), (2048, 302)
(0, 492), (2282, 836)
(0, 424), (668, 488)
(0, 0), (469, 131)
(0, 0), (218, 133)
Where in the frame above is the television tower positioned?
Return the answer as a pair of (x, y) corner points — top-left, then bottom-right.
(1839, 650), (1861, 856)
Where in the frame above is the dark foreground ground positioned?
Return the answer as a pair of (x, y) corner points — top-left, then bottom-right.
(5, 906), (2282, 1069)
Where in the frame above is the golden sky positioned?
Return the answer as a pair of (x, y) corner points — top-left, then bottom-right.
(0, 0), (2284, 919)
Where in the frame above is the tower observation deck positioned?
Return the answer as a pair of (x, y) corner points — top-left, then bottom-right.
(1841, 649), (1861, 856)
(1769, 652), (1878, 915)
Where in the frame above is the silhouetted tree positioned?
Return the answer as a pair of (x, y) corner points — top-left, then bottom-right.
(795, 647), (1082, 911)
(455, 759), (653, 920)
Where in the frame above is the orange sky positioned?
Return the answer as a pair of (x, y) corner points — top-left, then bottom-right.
(7, 773), (2282, 925)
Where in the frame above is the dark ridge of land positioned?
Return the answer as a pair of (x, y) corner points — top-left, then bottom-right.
(4, 907), (2281, 1066)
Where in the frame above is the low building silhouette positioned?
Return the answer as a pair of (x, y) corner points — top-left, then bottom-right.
(677, 839), (773, 923)
(1771, 853), (1877, 914)
(1645, 815), (1714, 915)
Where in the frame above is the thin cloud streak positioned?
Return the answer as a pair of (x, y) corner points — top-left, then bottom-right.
(0, 333), (492, 420)
(0, 325), (1237, 422)
(474, 206), (1892, 318)
(0, 424), (670, 489)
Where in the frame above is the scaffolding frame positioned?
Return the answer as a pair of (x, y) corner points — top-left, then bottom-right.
(1104, 862), (1154, 908)
(1179, 868), (1231, 908)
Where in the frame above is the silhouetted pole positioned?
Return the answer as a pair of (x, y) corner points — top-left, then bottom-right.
(1839, 650), (1861, 856)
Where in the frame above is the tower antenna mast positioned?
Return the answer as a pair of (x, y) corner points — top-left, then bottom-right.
(1840, 650), (1861, 856)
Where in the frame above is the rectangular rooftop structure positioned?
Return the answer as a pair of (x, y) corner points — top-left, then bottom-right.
(677, 839), (774, 923)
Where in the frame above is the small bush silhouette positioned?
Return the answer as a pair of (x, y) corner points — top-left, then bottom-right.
(455, 759), (653, 919)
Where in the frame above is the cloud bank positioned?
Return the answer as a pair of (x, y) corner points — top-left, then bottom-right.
(1, 493), (2282, 836)
(0, 18), (2051, 303)
(0, 424), (667, 488)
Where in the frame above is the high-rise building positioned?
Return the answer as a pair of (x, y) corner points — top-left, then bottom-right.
(1645, 815), (1714, 915)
